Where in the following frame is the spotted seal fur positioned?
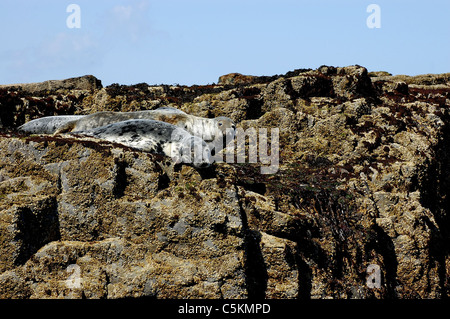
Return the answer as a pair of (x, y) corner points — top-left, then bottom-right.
(71, 119), (212, 168)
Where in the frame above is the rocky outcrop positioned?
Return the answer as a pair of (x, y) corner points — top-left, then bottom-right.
(0, 66), (449, 299)
(0, 75), (102, 95)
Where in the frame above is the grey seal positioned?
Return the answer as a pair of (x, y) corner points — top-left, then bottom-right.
(56, 107), (236, 144)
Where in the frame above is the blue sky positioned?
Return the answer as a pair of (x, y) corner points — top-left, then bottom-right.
(0, 0), (449, 86)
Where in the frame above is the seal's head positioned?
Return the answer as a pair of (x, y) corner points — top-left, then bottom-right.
(170, 128), (212, 168)
(209, 117), (236, 155)
(214, 117), (236, 139)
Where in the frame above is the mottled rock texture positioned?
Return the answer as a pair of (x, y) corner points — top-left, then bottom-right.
(0, 65), (449, 299)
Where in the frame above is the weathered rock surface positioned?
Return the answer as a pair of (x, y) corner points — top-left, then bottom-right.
(0, 75), (102, 95)
(0, 66), (449, 299)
